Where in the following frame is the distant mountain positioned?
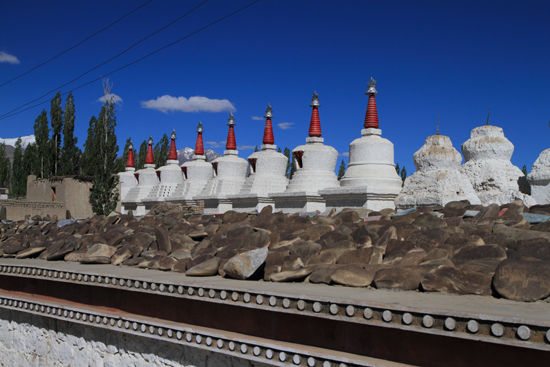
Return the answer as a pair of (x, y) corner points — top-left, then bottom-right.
(177, 148), (222, 165)
(0, 135), (35, 149)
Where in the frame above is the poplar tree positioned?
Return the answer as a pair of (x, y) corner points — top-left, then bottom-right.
(289, 156), (297, 179)
(400, 166), (407, 186)
(337, 160), (346, 180)
(89, 80), (119, 216)
(81, 116), (98, 176)
(0, 143), (11, 189)
(22, 143), (38, 194)
(59, 92), (81, 175)
(136, 140), (147, 170)
(33, 109), (50, 178)
(283, 147), (291, 177)
(50, 92), (63, 176)
(154, 133), (169, 169)
(12, 138), (25, 196)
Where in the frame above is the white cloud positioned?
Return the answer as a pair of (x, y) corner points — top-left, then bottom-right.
(141, 95), (235, 113)
(0, 51), (20, 64)
(98, 93), (123, 103)
(252, 116), (263, 120)
(339, 152), (349, 157)
(205, 141), (225, 148)
(237, 145), (255, 150)
(278, 122), (294, 130)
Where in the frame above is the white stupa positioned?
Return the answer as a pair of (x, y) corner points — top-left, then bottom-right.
(323, 78), (402, 211)
(395, 127), (481, 209)
(118, 139), (138, 214)
(230, 109), (288, 212)
(459, 121), (535, 206)
(122, 136), (159, 215)
(171, 122), (214, 202)
(196, 116), (248, 213)
(527, 148), (550, 205)
(143, 130), (183, 203)
(271, 93), (339, 213)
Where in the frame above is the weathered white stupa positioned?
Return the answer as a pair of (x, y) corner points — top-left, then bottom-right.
(122, 136), (159, 215)
(395, 130), (481, 209)
(322, 78), (402, 211)
(527, 148), (550, 205)
(117, 140), (137, 214)
(230, 108), (289, 212)
(272, 93), (339, 213)
(171, 122), (213, 202)
(197, 117), (248, 213)
(143, 130), (183, 203)
(459, 123), (535, 206)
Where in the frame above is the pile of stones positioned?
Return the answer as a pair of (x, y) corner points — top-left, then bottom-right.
(2, 201), (550, 303)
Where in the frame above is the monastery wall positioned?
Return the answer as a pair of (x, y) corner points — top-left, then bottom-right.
(0, 199), (65, 221)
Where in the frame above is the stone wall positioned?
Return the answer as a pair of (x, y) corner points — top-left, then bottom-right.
(0, 199), (65, 221)
(0, 307), (266, 367)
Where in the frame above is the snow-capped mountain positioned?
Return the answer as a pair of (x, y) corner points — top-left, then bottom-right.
(177, 148), (222, 165)
(0, 134), (35, 149)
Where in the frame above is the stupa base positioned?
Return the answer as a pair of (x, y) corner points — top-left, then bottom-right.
(269, 192), (326, 214)
(319, 186), (398, 211)
(228, 194), (275, 213)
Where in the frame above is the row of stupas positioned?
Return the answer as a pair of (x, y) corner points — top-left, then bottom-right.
(119, 78), (550, 215)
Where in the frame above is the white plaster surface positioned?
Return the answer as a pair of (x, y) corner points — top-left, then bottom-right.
(527, 148), (550, 205)
(285, 138), (339, 194)
(0, 308), (266, 367)
(199, 151), (248, 198)
(460, 125), (535, 207)
(320, 186), (398, 211)
(340, 129), (402, 195)
(123, 165), (159, 204)
(144, 161), (184, 202)
(395, 134), (480, 209)
(238, 145), (288, 196)
(172, 155), (214, 200)
(118, 168), (137, 214)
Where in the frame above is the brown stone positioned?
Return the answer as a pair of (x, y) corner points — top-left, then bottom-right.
(412, 213), (446, 228)
(154, 227), (172, 254)
(374, 266), (435, 291)
(242, 230), (270, 249)
(399, 248), (427, 266)
(80, 256), (111, 264)
(493, 259), (550, 301)
(222, 210), (248, 224)
(269, 267), (313, 282)
(157, 256), (177, 271)
(421, 266), (493, 295)
(3, 245), (27, 254)
(85, 243), (116, 258)
(308, 264), (342, 284)
(289, 241), (322, 263)
(407, 229), (446, 252)
(186, 257), (221, 276)
(384, 240), (417, 261)
(330, 264), (375, 287)
(46, 247), (74, 261)
(472, 204), (500, 223)
(304, 225), (334, 241)
(306, 250), (344, 266)
(337, 247), (376, 266)
(142, 250), (168, 260)
(15, 246), (46, 259)
(281, 255), (304, 272)
(452, 244), (507, 266)
(65, 251), (86, 262)
(493, 224), (550, 242)
(514, 238), (550, 261)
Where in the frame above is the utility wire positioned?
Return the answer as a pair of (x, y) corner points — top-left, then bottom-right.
(0, 0), (261, 121)
(0, 0), (153, 88)
(1, 0), (209, 117)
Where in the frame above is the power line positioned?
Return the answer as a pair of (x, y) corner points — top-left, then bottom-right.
(0, 0), (262, 121)
(1, 0), (210, 118)
(0, 0), (153, 88)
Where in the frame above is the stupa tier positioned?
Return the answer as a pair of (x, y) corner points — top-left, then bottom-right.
(120, 78), (542, 215)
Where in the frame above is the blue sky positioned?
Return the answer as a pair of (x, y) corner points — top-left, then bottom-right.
(1, 0), (549, 174)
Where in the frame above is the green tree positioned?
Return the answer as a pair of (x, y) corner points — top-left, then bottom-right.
(59, 92), (81, 175)
(522, 165), (528, 176)
(153, 133), (169, 169)
(88, 85), (119, 216)
(81, 116), (98, 176)
(22, 143), (38, 194)
(283, 147), (291, 177)
(0, 143), (11, 189)
(50, 92), (63, 176)
(118, 137), (133, 172)
(254, 146), (258, 152)
(12, 138), (25, 196)
(289, 155), (297, 179)
(395, 163), (400, 175)
(33, 109), (50, 178)
(337, 160), (346, 180)
(136, 140), (147, 170)
(400, 166), (407, 186)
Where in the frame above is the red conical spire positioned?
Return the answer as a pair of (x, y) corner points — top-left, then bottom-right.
(226, 113), (237, 150)
(194, 121), (204, 155)
(308, 91), (322, 137)
(168, 129), (178, 160)
(145, 135), (154, 165)
(126, 139), (135, 168)
(262, 104), (275, 145)
(363, 77), (379, 129)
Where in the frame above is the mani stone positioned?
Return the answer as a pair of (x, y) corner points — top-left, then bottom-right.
(395, 134), (480, 210)
(527, 148), (550, 205)
(459, 125), (535, 207)
(493, 259), (550, 301)
(223, 247), (268, 280)
(421, 266), (493, 296)
(186, 257), (221, 277)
